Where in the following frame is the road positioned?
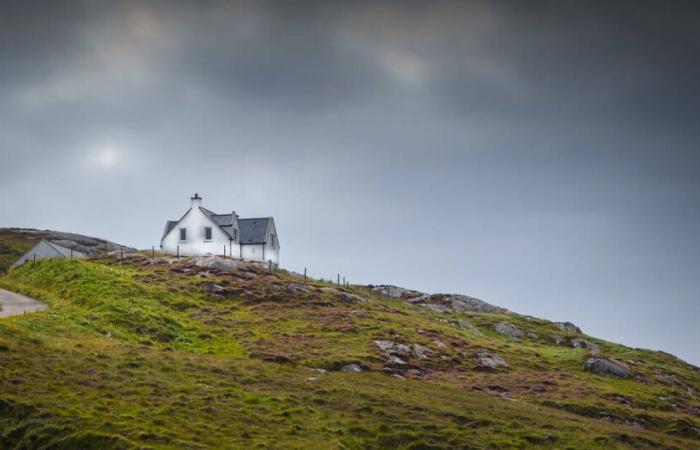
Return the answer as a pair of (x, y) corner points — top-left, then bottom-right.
(0, 288), (47, 317)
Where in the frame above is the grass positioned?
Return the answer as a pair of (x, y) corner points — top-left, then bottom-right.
(0, 244), (698, 448)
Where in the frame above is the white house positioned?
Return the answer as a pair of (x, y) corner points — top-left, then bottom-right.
(160, 194), (280, 264)
(12, 239), (86, 268)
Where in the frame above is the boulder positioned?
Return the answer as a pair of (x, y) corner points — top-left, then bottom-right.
(200, 282), (225, 294)
(584, 357), (630, 378)
(493, 323), (525, 339)
(548, 334), (565, 345)
(454, 319), (479, 333)
(475, 351), (509, 370)
(192, 256), (251, 272)
(422, 304), (452, 314)
(555, 321), (582, 334)
(341, 363), (363, 373)
(570, 338), (600, 353)
(374, 340), (412, 356)
(413, 344), (430, 359)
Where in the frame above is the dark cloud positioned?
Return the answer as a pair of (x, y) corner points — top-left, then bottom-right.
(1, 0), (699, 364)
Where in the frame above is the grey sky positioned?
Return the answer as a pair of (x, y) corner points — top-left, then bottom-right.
(1, 1), (699, 364)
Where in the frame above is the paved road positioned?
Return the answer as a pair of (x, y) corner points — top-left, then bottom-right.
(0, 288), (47, 317)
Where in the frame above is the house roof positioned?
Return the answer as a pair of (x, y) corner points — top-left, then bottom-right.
(47, 240), (87, 257)
(238, 218), (272, 244)
(161, 206), (275, 245)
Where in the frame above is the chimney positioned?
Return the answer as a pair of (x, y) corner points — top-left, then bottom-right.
(191, 193), (202, 208)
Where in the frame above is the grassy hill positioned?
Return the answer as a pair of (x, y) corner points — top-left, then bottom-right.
(0, 234), (698, 448)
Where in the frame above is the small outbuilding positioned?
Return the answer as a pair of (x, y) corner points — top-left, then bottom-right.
(12, 239), (86, 269)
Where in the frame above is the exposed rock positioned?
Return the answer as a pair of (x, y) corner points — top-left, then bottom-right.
(569, 338), (600, 353)
(351, 310), (368, 318)
(413, 344), (430, 359)
(311, 368), (328, 374)
(475, 350), (509, 370)
(555, 321), (582, 334)
(285, 283), (310, 295)
(433, 340), (447, 349)
(341, 364), (363, 373)
(200, 282), (225, 294)
(191, 256), (252, 272)
(370, 285), (505, 313)
(584, 357), (630, 378)
(374, 340), (412, 356)
(493, 323), (525, 339)
(338, 292), (366, 303)
(526, 332), (539, 340)
(453, 319), (479, 333)
(3, 228), (131, 256)
(422, 304), (451, 314)
(548, 334), (565, 345)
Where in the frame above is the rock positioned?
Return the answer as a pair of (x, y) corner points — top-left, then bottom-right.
(392, 374), (406, 380)
(493, 323), (525, 339)
(312, 368), (327, 374)
(584, 357), (630, 378)
(422, 304), (452, 314)
(285, 283), (310, 295)
(200, 282), (225, 293)
(374, 340), (412, 356)
(191, 256), (252, 272)
(475, 351), (509, 370)
(388, 355), (407, 365)
(338, 292), (366, 303)
(555, 322), (582, 334)
(569, 338), (600, 353)
(306, 377), (318, 382)
(526, 332), (539, 340)
(548, 334), (565, 345)
(433, 340), (447, 349)
(454, 319), (479, 333)
(261, 353), (293, 364)
(341, 364), (363, 373)
(413, 344), (430, 359)
(370, 285), (506, 313)
(351, 310), (367, 318)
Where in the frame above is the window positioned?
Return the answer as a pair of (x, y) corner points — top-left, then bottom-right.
(204, 227), (212, 241)
(179, 228), (187, 241)
(233, 229), (238, 242)
(270, 234), (276, 247)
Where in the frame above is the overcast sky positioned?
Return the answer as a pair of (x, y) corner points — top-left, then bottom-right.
(1, 1), (699, 364)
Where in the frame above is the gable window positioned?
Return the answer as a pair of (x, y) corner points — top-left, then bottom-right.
(270, 234), (276, 247)
(179, 228), (187, 241)
(233, 229), (238, 242)
(204, 227), (212, 241)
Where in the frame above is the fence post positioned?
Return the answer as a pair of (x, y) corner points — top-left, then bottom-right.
(70, 249), (73, 259)
(120, 247), (123, 259)
(224, 245), (226, 257)
(152, 246), (155, 258)
(33, 253), (36, 262)
(268, 259), (272, 273)
(342, 276), (346, 286)
(177, 245), (179, 258)
(337, 274), (340, 285)
(304, 267), (307, 281)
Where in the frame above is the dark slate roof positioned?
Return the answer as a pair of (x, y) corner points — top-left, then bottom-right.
(200, 208), (235, 227)
(162, 221), (178, 240)
(238, 218), (271, 244)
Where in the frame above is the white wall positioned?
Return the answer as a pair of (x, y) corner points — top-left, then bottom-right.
(161, 206), (233, 257)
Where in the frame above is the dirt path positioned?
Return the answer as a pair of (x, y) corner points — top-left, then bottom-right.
(0, 288), (47, 317)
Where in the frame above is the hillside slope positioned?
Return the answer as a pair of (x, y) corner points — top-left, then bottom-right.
(0, 243), (698, 448)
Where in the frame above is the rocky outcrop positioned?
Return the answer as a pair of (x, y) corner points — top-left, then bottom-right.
(584, 357), (630, 378)
(570, 338), (600, 353)
(191, 256), (255, 272)
(454, 319), (479, 333)
(374, 340), (432, 364)
(555, 322), (582, 334)
(475, 350), (509, 370)
(493, 323), (525, 339)
(370, 285), (505, 314)
(2, 228), (130, 256)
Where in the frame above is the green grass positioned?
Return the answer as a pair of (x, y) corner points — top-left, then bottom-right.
(0, 249), (698, 448)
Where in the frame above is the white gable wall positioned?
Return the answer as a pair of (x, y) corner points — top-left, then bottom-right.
(161, 208), (233, 257)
